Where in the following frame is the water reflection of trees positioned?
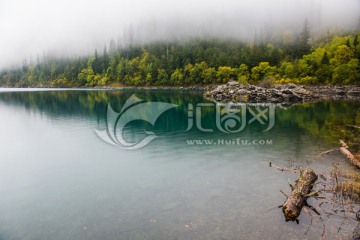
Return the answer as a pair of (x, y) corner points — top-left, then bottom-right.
(0, 90), (358, 146)
(276, 101), (360, 148)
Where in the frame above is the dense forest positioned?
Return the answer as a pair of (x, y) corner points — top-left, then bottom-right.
(1, 26), (359, 87)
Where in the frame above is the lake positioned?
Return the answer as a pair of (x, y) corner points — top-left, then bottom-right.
(0, 89), (359, 240)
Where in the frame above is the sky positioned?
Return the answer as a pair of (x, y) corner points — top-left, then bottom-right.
(0, 0), (359, 68)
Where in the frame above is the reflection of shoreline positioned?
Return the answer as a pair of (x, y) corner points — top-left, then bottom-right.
(0, 85), (206, 92)
(0, 90), (358, 149)
(0, 90), (205, 134)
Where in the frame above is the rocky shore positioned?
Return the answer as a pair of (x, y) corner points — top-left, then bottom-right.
(204, 82), (360, 104)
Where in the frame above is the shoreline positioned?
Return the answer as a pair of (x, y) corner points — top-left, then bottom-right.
(0, 85), (207, 91)
(203, 82), (360, 104)
(1, 84), (360, 104)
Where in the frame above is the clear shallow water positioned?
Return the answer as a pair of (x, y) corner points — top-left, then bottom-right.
(0, 89), (359, 240)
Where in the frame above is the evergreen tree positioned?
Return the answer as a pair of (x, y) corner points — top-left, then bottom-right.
(109, 39), (117, 55)
(321, 51), (330, 65)
(103, 44), (109, 73)
(92, 49), (104, 75)
(346, 38), (351, 48)
(1, 32), (360, 87)
(296, 19), (311, 58)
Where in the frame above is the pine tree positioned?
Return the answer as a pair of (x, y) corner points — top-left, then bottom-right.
(354, 35), (359, 47)
(92, 49), (101, 74)
(300, 19), (311, 56)
(109, 39), (117, 55)
(321, 51), (330, 65)
(296, 19), (311, 58)
(103, 44), (109, 73)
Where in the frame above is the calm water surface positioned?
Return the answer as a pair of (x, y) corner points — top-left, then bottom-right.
(0, 89), (359, 240)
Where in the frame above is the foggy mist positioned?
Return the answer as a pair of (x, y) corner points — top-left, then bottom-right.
(0, 0), (359, 68)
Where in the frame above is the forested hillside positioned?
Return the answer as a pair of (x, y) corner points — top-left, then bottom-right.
(1, 28), (359, 87)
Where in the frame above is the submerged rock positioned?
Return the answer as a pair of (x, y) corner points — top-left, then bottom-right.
(162, 201), (182, 211)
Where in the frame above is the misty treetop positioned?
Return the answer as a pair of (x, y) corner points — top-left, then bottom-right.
(1, 31), (360, 87)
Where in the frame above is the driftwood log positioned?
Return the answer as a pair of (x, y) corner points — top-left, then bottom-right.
(319, 140), (360, 168)
(339, 140), (360, 168)
(282, 168), (318, 222)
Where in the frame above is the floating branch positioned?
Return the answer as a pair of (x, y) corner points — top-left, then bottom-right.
(269, 162), (298, 174)
(317, 148), (339, 157)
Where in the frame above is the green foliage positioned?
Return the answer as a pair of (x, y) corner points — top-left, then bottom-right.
(299, 76), (318, 85)
(333, 59), (360, 84)
(354, 34), (359, 47)
(315, 64), (333, 83)
(251, 62), (277, 82)
(321, 51), (330, 65)
(332, 45), (354, 65)
(237, 64), (250, 84)
(259, 76), (275, 88)
(347, 59), (360, 84)
(279, 62), (296, 79)
(216, 66), (235, 83)
(202, 67), (217, 83)
(170, 69), (183, 86)
(52, 76), (68, 87)
(157, 68), (168, 85)
(1, 31), (360, 87)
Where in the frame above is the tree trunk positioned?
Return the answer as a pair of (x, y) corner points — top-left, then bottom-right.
(339, 140), (360, 168)
(282, 168), (318, 222)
